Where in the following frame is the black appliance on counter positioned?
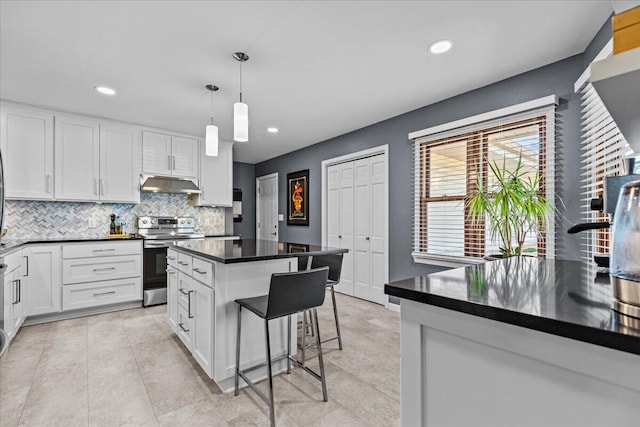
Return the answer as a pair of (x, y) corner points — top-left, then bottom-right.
(138, 216), (203, 307)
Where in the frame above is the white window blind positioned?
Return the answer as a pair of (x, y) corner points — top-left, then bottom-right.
(411, 98), (556, 265)
(576, 46), (632, 262)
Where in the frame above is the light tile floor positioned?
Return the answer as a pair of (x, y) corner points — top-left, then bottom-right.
(0, 292), (400, 426)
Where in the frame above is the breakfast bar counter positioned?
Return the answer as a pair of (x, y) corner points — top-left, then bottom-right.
(385, 258), (640, 427)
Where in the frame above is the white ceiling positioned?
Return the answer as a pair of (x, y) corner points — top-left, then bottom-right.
(0, 1), (614, 164)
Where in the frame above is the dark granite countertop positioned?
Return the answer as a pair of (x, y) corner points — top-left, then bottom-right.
(0, 235), (141, 255)
(171, 238), (347, 264)
(385, 258), (640, 355)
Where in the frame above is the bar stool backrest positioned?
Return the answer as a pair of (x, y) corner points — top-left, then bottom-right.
(310, 253), (343, 283)
(266, 267), (329, 319)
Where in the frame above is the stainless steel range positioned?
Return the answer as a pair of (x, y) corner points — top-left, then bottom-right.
(138, 216), (204, 306)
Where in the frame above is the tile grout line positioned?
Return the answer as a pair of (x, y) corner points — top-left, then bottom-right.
(15, 326), (52, 426)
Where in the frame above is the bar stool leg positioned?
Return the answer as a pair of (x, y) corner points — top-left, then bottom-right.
(312, 308), (328, 402)
(234, 306), (242, 396)
(264, 320), (275, 427)
(301, 310), (307, 365)
(330, 285), (343, 350)
(287, 314), (292, 374)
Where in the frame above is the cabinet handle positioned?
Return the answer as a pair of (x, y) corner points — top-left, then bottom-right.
(166, 256), (176, 260)
(24, 256), (29, 277)
(94, 178), (98, 195)
(18, 279), (21, 303)
(166, 269), (176, 274)
(46, 174), (51, 193)
(93, 248), (116, 253)
(93, 267), (116, 272)
(172, 156), (176, 171)
(179, 288), (189, 296)
(100, 179), (104, 196)
(188, 290), (194, 319)
(168, 155), (172, 170)
(12, 280), (18, 304)
(93, 291), (116, 297)
(178, 323), (190, 333)
(192, 268), (206, 275)
(178, 261), (189, 266)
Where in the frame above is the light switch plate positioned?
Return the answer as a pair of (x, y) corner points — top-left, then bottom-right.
(278, 214), (284, 221)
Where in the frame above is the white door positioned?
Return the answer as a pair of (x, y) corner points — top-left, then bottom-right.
(354, 158), (371, 300)
(256, 174), (279, 241)
(142, 131), (172, 175)
(327, 162), (355, 296)
(100, 123), (141, 203)
(369, 155), (387, 304)
(54, 115), (100, 201)
(0, 105), (54, 200)
(198, 141), (233, 207)
(171, 136), (199, 178)
(26, 245), (62, 316)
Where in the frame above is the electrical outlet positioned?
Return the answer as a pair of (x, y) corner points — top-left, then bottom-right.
(88, 218), (97, 228)
(204, 218), (211, 226)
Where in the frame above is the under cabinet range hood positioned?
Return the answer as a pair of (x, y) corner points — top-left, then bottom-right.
(140, 176), (202, 194)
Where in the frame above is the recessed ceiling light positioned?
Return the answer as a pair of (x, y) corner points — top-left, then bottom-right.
(267, 127), (279, 133)
(94, 86), (116, 96)
(428, 40), (453, 54)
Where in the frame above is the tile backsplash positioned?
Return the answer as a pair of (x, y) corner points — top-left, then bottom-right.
(4, 193), (226, 239)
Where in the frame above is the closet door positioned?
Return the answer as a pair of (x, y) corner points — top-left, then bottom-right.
(369, 155), (386, 304)
(327, 162), (355, 296)
(354, 158), (371, 300)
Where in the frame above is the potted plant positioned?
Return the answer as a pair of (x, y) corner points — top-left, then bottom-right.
(466, 153), (553, 259)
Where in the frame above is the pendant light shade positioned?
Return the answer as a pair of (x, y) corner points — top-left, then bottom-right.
(234, 101), (248, 142)
(205, 84), (219, 157)
(233, 52), (249, 143)
(205, 124), (219, 156)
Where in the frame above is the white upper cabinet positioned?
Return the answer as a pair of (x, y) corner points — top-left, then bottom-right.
(142, 131), (198, 179)
(55, 115), (101, 201)
(171, 136), (199, 178)
(100, 123), (141, 203)
(189, 141), (233, 207)
(0, 105), (54, 200)
(142, 131), (172, 175)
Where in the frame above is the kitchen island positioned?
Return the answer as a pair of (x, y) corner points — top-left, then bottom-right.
(167, 238), (347, 393)
(385, 258), (640, 427)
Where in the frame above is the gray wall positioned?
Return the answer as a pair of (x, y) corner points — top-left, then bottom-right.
(253, 20), (611, 283)
(232, 161), (256, 239)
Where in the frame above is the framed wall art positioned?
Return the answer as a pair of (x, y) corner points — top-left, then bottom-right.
(287, 169), (309, 226)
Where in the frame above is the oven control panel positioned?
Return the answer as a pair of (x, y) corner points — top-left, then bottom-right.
(137, 216), (195, 230)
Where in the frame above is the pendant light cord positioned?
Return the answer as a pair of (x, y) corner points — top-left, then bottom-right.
(210, 89), (214, 125)
(239, 61), (243, 103)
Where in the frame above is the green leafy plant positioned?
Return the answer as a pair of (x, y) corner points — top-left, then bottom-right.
(466, 153), (553, 258)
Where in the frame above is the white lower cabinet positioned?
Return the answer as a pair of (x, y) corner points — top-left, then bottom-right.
(168, 249), (214, 376)
(25, 244), (62, 316)
(62, 241), (143, 310)
(3, 249), (26, 340)
(167, 265), (178, 332)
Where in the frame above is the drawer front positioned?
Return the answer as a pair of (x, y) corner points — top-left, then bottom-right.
(191, 257), (213, 288)
(62, 277), (142, 311)
(177, 272), (192, 311)
(63, 254), (141, 284)
(166, 249), (178, 268)
(63, 241), (141, 259)
(176, 252), (192, 273)
(177, 304), (193, 350)
(4, 249), (23, 275)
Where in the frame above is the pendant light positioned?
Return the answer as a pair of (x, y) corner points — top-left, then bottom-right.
(205, 84), (219, 156)
(233, 52), (249, 142)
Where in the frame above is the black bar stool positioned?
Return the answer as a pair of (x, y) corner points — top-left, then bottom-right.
(234, 267), (330, 427)
(300, 253), (344, 364)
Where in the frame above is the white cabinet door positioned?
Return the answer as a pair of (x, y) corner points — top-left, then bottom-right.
(167, 265), (178, 332)
(10, 269), (24, 335)
(54, 115), (100, 201)
(195, 141), (233, 206)
(100, 123), (141, 203)
(3, 270), (16, 339)
(26, 244), (62, 316)
(192, 278), (213, 377)
(142, 131), (172, 175)
(0, 105), (54, 200)
(171, 136), (199, 178)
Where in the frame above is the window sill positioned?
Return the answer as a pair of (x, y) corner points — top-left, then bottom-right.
(412, 252), (485, 268)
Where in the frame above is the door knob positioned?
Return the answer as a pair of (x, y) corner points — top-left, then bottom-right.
(366, 237), (370, 240)
(338, 235), (342, 239)
(271, 232), (277, 236)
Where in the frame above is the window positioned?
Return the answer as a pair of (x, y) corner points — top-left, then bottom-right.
(575, 41), (632, 262)
(410, 97), (556, 266)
